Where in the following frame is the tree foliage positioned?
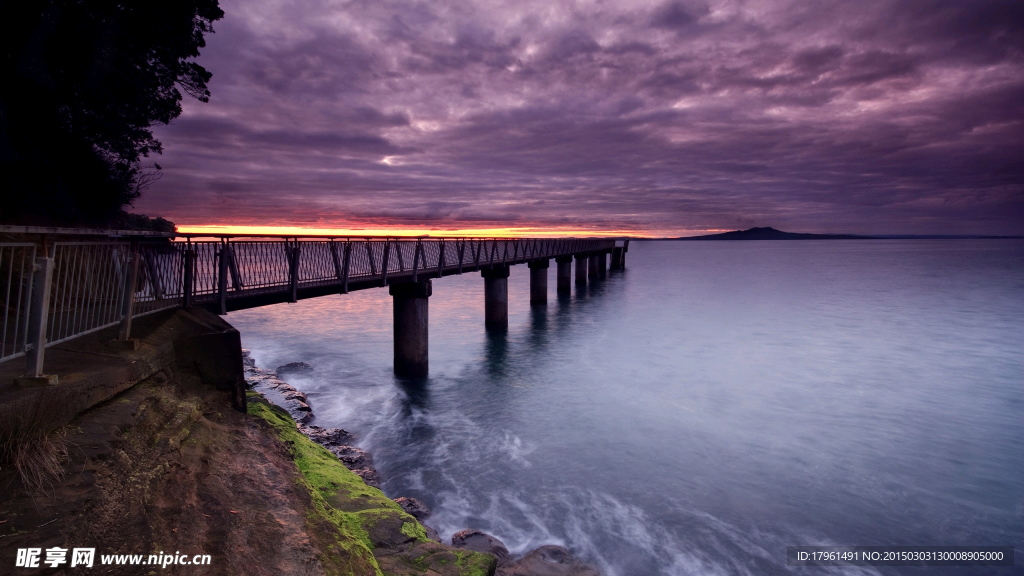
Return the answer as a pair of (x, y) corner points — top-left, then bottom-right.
(0, 0), (223, 225)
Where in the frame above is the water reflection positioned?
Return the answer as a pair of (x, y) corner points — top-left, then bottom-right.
(483, 331), (509, 376)
(396, 377), (430, 411)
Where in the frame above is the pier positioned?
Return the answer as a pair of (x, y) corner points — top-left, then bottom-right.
(1, 227), (628, 380)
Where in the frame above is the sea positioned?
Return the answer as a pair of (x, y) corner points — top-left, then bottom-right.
(229, 240), (1024, 576)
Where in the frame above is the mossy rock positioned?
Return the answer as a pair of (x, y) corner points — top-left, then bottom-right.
(247, 396), (495, 576)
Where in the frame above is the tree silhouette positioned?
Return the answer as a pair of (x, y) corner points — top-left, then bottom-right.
(0, 0), (224, 226)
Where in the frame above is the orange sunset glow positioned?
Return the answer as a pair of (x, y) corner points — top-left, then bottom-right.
(174, 224), (720, 238)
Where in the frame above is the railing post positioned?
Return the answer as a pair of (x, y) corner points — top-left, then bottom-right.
(219, 240), (230, 314)
(117, 246), (140, 340)
(289, 240), (301, 303)
(365, 240), (377, 276)
(341, 242), (351, 294)
(183, 246), (195, 308)
(142, 247), (164, 300)
(21, 255), (55, 383)
(380, 240), (391, 286)
(331, 238), (348, 291)
(227, 245), (242, 291)
(412, 239), (422, 282)
(395, 240), (406, 271)
(437, 238), (445, 276)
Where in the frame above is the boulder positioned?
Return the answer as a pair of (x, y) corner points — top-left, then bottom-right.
(282, 390), (308, 403)
(499, 545), (600, 576)
(423, 523), (442, 542)
(329, 445), (374, 469)
(451, 529), (511, 565)
(298, 424), (355, 447)
(394, 496), (431, 520)
(351, 467), (381, 488)
(276, 361), (312, 375)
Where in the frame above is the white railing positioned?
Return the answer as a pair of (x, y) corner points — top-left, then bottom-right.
(0, 228), (623, 377)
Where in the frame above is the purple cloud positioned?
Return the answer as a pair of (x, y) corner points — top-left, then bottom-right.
(136, 0), (1024, 235)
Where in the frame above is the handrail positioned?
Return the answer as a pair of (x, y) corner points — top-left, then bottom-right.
(1, 231), (626, 377)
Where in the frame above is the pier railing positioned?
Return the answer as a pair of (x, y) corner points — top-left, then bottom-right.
(0, 227), (621, 377)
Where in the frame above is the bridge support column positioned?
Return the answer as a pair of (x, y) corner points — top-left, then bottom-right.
(610, 247), (622, 270)
(482, 266), (510, 331)
(390, 281), (431, 378)
(528, 259), (548, 305)
(556, 256), (573, 295)
(597, 252), (607, 278)
(588, 254), (599, 278)
(575, 255), (588, 286)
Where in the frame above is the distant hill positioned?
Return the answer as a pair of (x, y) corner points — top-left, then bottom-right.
(678, 227), (868, 240)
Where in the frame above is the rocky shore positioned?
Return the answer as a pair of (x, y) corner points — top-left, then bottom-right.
(243, 351), (602, 576)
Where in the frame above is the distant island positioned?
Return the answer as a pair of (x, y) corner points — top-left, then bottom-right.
(678, 227), (866, 240)
(676, 227), (1022, 240)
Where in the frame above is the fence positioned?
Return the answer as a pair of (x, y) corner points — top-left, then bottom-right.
(183, 237), (613, 312)
(1, 230), (620, 378)
(1, 243), (38, 361)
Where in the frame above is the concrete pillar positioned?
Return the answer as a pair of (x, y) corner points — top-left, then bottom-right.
(528, 259), (549, 305)
(588, 254), (599, 278)
(482, 265), (510, 331)
(610, 247), (622, 270)
(597, 252), (607, 278)
(574, 255), (588, 286)
(556, 256), (573, 295)
(390, 280), (431, 378)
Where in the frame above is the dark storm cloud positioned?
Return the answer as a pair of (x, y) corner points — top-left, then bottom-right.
(138, 0), (1024, 234)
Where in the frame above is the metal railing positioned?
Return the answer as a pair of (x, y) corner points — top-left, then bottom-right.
(182, 237), (614, 312)
(1, 243), (38, 360)
(0, 227), (622, 377)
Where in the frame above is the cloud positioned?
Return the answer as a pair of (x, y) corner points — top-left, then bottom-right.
(136, 0), (1024, 235)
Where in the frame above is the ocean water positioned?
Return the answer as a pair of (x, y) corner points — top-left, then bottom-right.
(229, 240), (1024, 576)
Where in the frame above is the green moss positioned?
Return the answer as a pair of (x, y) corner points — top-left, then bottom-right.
(247, 397), (496, 576)
(247, 400), (400, 509)
(400, 520), (427, 541)
(248, 400), (383, 573)
(453, 550), (497, 576)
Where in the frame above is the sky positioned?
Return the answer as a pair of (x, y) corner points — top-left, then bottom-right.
(135, 0), (1024, 237)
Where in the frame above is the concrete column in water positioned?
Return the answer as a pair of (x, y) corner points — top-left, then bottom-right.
(482, 265), (510, 331)
(588, 254), (599, 278)
(575, 254), (588, 286)
(556, 256), (573, 295)
(597, 251), (607, 278)
(610, 247), (623, 270)
(390, 280), (431, 378)
(528, 258), (549, 305)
